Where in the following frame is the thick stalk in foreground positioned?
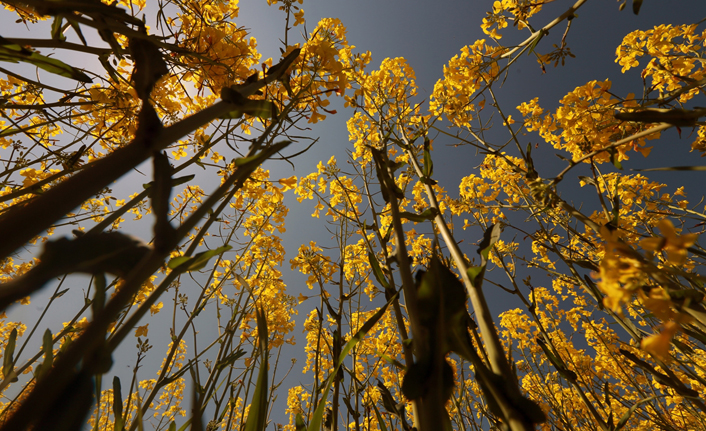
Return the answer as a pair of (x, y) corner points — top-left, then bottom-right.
(402, 136), (537, 431)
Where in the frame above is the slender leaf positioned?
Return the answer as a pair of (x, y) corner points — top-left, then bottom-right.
(36, 329), (54, 381)
(142, 174), (196, 189)
(2, 328), (17, 382)
(295, 413), (306, 431)
(632, 165), (706, 172)
(527, 30), (546, 55)
(0, 128), (20, 137)
(243, 307), (269, 431)
(266, 48), (301, 78)
(631, 0), (643, 14)
(214, 349), (247, 372)
(399, 208), (439, 223)
(422, 137), (433, 178)
(0, 36), (92, 82)
(368, 252), (390, 290)
(477, 223), (502, 262)
(466, 266), (483, 286)
(113, 376), (124, 431)
(371, 402), (389, 431)
(51, 16), (66, 41)
(167, 245), (232, 272)
(615, 396), (658, 430)
(51, 289), (70, 301)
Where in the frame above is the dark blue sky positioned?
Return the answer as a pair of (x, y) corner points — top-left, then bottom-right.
(238, 0), (706, 310)
(237, 0), (706, 423)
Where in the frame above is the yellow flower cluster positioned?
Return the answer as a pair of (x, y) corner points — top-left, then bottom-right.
(517, 82), (653, 163)
(616, 24), (705, 100)
(481, 0), (543, 39)
(430, 40), (505, 128)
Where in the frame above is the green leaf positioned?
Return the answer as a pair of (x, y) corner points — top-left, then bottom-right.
(615, 396), (658, 430)
(578, 176), (598, 187)
(2, 328), (17, 382)
(422, 137), (433, 178)
(167, 245), (232, 272)
(51, 17), (66, 42)
(243, 307), (269, 431)
(220, 86), (277, 119)
(214, 349), (246, 372)
(168, 422), (176, 431)
(221, 99), (277, 120)
(631, 0), (643, 15)
(371, 402), (389, 431)
(670, 337), (694, 354)
(420, 176), (437, 186)
(307, 292), (398, 431)
(142, 174), (195, 190)
(233, 153), (261, 167)
(39, 232), (152, 278)
(632, 165), (706, 172)
(66, 18), (88, 46)
(233, 141), (292, 167)
(477, 223), (502, 263)
(0, 128), (20, 137)
(399, 208), (439, 223)
(466, 266), (483, 286)
(378, 353), (406, 370)
(295, 413), (306, 431)
(377, 380), (400, 416)
(611, 177), (621, 227)
(368, 252), (390, 290)
(177, 419), (192, 431)
(369, 146), (404, 202)
(536, 337), (577, 383)
(527, 30), (546, 55)
(266, 48), (301, 79)
(382, 225), (393, 244)
(113, 376), (125, 431)
(475, 371), (505, 419)
(92, 272), (106, 319)
(609, 147), (623, 170)
(668, 289), (704, 303)
(36, 329), (54, 381)
(0, 36), (92, 82)
(49, 283), (79, 301)
(387, 160), (407, 173)
(567, 259), (599, 271)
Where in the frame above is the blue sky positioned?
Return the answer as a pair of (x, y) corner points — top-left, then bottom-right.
(242, 0), (706, 310)
(238, 0), (706, 424)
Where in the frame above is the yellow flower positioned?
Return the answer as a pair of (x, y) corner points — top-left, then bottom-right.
(640, 219), (698, 265)
(135, 324), (149, 337)
(150, 301), (163, 315)
(641, 321), (680, 360)
(597, 227), (645, 313)
(278, 175), (298, 192)
(293, 9), (305, 26)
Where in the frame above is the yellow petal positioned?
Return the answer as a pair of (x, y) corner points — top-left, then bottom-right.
(135, 323), (149, 337)
(641, 321), (679, 360)
(640, 236), (664, 251)
(278, 175), (298, 191)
